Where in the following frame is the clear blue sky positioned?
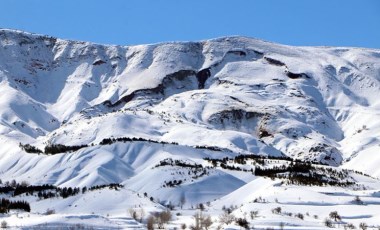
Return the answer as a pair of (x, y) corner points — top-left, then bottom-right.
(1, 0), (379, 48)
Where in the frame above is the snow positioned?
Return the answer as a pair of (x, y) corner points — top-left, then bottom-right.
(0, 29), (380, 229)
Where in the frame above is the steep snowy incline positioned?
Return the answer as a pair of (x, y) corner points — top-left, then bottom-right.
(0, 28), (380, 185)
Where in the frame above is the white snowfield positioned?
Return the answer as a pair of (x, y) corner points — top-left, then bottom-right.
(0, 29), (380, 229)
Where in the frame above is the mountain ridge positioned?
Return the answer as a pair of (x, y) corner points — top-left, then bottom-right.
(1, 29), (380, 168)
(0, 29), (380, 229)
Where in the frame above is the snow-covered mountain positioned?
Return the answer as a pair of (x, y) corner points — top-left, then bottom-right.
(0, 29), (380, 229)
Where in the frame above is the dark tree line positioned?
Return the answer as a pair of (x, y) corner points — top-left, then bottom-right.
(163, 180), (183, 187)
(254, 161), (314, 176)
(155, 159), (203, 169)
(19, 143), (43, 153)
(0, 181), (122, 200)
(205, 154), (326, 169)
(14, 184), (56, 196)
(204, 154), (355, 187)
(255, 161), (355, 186)
(0, 198), (30, 213)
(204, 154), (292, 166)
(154, 158), (211, 185)
(20, 136), (228, 157)
(99, 137), (178, 146)
(87, 183), (123, 192)
(44, 144), (88, 155)
(194, 145), (222, 151)
(19, 142), (88, 155)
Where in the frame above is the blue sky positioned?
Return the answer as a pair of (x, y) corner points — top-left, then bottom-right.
(1, 0), (379, 48)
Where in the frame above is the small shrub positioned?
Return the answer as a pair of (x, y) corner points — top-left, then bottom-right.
(271, 207), (282, 214)
(147, 215), (155, 230)
(345, 223), (356, 229)
(192, 212), (212, 230)
(219, 212), (235, 225)
(295, 213), (304, 220)
(44, 208), (55, 215)
(359, 222), (368, 230)
(329, 211), (341, 222)
(202, 215), (213, 230)
(155, 210), (171, 229)
(354, 196), (364, 205)
(324, 218), (333, 228)
(235, 218), (249, 229)
(128, 208), (138, 220)
(250, 210), (259, 219)
(1, 221), (7, 229)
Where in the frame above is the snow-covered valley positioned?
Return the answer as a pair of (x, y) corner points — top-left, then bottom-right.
(0, 29), (380, 229)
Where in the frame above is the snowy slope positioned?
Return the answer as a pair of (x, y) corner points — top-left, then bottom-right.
(0, 29), (380, 229)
